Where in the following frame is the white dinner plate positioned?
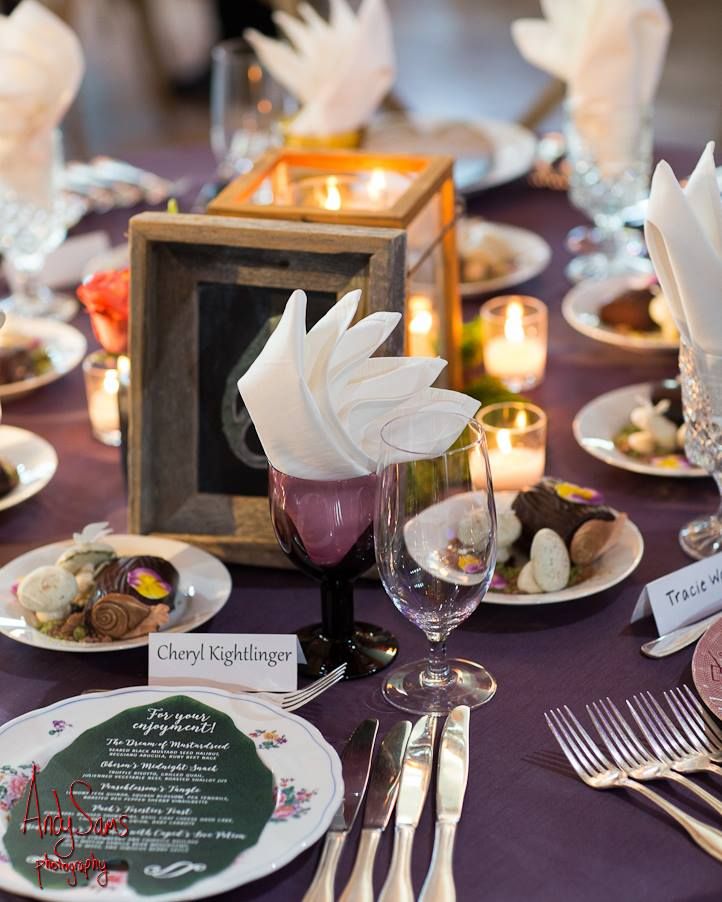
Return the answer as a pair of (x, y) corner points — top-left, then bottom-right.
(0, 315), (86, 401)
(485, 491), (644, 605)
(562, 274), (678, 351)
(365, 115), (536, 192)
(0, 425), (57, 512)
(0, 534), (232, 652)
(0, 686), (342, 900)
(458, 219), (552, 296)
(573, 382), (706, 479)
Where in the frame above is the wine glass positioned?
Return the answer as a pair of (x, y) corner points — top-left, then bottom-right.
(0, 128), (81, 319)
(210, 39), (287, 179)
(374, 411), (497, 715)
(564, 99), (653, 282)
(268, 465), (398, 679)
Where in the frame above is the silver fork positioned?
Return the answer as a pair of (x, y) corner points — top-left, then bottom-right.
(665, 686), (722, 766)
(628, 691), (722, 776)
(545, 706), (722, 861)
(588, 698), (722, 817)
(82, 663), (347, 712)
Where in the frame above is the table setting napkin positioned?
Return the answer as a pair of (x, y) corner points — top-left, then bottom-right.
(0, 0), (84, 206)
(237, 289), (479, 480)
(244, 0), (394, 138)
(511, 0), (670, 171)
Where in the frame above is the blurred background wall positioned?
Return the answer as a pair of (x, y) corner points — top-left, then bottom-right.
(2, 0), (720, 158)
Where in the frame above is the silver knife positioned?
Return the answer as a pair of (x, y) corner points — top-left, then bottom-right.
(339, 720), (412, 902)
(641, 611), (722, 658)
(378, 715), (437, 902)
(419, 706), (470, 902)
(302, 719), (379, 902)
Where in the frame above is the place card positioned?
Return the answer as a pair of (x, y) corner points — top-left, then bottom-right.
(631, 552), (722, 635)
(148, 633), (298, 693)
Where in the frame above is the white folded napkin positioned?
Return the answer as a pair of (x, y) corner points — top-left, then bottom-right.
(237, 289), (479, 480)
(0, 0), (84, 204)
(512, 0), (670, 170)
(645, 142), (722, 356)
(245, 0), (394, 137)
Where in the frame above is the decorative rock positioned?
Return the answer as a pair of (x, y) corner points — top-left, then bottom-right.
(517, 561), (541, 594)
(530, 528), (570, 592)
(18, 566), (78, 622)
(497, 510), (522, 548)
(496, 544), (511, 564)
(457, 509), (491, 549)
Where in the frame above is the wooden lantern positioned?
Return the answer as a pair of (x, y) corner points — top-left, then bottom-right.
(208, 148), (462, 387)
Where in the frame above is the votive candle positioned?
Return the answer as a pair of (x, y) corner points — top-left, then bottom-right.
(481, 295), (548, 391)
(476, 402), (547, 492)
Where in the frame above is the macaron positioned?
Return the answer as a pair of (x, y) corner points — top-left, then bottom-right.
(18, 565), (78, 621)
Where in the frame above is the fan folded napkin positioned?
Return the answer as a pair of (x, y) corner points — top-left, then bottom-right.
(237, 289), (479, 480)
(0, 0), (84, 204)
(512, 0), (670, 169)
(645, 142), (722, 358)
(245, 0), (394, 137)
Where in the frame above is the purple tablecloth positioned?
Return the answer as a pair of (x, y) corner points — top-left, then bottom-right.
(0, 145), (720, 901)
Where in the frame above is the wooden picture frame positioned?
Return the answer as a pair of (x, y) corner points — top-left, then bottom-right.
(128, 212), (406, 566)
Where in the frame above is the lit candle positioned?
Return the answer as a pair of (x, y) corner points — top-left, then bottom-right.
(476, 402), (547, 492)
(407, 294), (436, 357)
(82, 350), (126, 446)
(321, 175), (342, 210)
(481, 296), (548, 392)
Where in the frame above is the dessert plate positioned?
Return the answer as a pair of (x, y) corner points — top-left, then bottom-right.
(0, 315), (87, 401)
(0, 686), (342, 900)
(573, 383), (706, 478)
(0, 425), (57, 512)
(365, 115), (536, 191)
(692, 619), (722, 721)
(0, 534), (232, 652)
(562, 274), (677, 351)
(485, 492), (644, 605)
(458, 218), (551, 296)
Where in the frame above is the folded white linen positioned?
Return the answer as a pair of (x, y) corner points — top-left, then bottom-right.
(245, 0), (394, 137)
(237, 289), (478, 480)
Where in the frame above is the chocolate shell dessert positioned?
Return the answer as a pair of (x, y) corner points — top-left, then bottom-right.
(88, 593), (170, 640)
(599, 288), (656, 332)
(93, 555), (179, 610)
(0, 458), (18, 499)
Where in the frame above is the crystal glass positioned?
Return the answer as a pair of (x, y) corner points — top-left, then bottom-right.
(678, 339), (722, 558)
(375, 411), (497, 714)
(268, 465), (398, 679)
(0, 128), (80, 319)
(564, 100), (653, 282)
(210, 39), (287, 178)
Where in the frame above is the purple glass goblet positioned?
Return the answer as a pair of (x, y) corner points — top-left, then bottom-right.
(268, 465), (398, 679)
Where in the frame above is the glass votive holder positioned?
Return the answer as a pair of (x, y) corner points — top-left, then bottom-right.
(476, 401), (547, 492)
(82, 350), (128, 447)
(480, 295), (548, 391)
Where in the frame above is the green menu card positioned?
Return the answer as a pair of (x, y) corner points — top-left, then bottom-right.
(5, 695), (275, 894)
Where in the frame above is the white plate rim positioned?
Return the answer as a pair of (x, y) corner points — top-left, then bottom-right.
(0, 685), (343, 901)
(459, 219), (552, 296)
(562, 275), (679, 352)
(0, 534), (232, 652)
(573, 382), (707, 479)
(0, 425), (58, 512)
(485, 503), (645, 606)
(0, 315), (87, 401)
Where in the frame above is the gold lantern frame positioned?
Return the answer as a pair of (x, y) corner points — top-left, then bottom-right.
(208, 148), (462, 387)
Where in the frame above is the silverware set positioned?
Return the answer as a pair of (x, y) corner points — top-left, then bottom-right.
(305, 705), (471, 902)
(61, 156), (188, 215)
(546, 686), (722, 861)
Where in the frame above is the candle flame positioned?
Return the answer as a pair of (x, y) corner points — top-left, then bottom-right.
(514, 409), (528, 429)
(497, 428), (513, 455)
(103, 369), (120, 395)
(408, 294), (434, 335)
(322, 176), (342, 211)
(504, 301), (525, 343)
(247, 64), (263, 84)
(368, 168), (387, 203)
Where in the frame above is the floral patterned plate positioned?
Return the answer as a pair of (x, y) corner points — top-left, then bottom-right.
(0, 535), (232, 652)
(692, 618), (722, 720)
(0, 686), (342, 900)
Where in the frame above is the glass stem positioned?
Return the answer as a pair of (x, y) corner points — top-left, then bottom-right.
(422, 637), (452, 687)
(320, 579), (354, 641)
